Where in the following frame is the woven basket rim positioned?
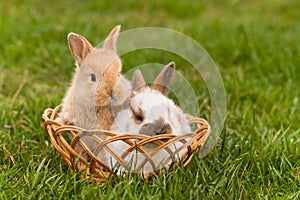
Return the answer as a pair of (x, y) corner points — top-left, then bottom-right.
(42, 105), (211, 181)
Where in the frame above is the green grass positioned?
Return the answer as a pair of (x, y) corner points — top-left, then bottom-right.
(1, 0), (299, 199)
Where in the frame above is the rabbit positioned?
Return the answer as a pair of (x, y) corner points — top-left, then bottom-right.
(56, 25), (131, 131)
(103, 62), (192, 174)
(55, 26), (131, 159)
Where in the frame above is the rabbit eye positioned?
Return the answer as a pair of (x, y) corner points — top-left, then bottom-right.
(90, 74), (96, 82)
(130, 106), (145, 124)
(134, 113), (144, 122)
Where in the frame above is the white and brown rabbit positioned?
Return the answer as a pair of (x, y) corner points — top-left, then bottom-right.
(57, 25), (131, 131)
(106, 62), (192, 174)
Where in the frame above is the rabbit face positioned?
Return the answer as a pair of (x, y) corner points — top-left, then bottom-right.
(129, 88), (185, 136)
(84, 49), (124, 107)
(67, 25), (130, 109)
(71, 48), (121, 107)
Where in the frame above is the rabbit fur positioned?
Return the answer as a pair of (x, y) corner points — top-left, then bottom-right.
(104, 62), (192, 174)
(57, 25), (131, 131)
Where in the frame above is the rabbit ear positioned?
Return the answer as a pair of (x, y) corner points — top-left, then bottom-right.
(151, 62), (175, 96)
(132, 69), (146, 91)
(103, 25), (121, 52)
(68, 33), (93, 66)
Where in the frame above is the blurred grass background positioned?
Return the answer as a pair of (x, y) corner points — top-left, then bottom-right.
(0, 0), (299, 199)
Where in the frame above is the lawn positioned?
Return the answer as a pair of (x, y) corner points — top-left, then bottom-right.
(0, 0), (299, 199)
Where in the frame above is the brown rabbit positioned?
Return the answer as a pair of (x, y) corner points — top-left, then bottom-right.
(57, 25), (131, 131)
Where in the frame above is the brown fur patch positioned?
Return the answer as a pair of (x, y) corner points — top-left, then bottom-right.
(95, 59), (121, 106)
(154, 117), (172, 135)
(138, 107), (145, 119)
(138, 117), (172, 136)
(161, 123), (172, 135)
(96, 105), (114, 130)
(130, 106), (144, 125)
(94, 58), (125, 130)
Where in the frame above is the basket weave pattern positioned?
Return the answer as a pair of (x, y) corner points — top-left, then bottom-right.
(42, 105), (211, 180)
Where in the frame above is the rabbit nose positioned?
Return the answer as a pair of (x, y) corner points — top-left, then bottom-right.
(139, 118), (172, 136)
(154, 123), (172, 135)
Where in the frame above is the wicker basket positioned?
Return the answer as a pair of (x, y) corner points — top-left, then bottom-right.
(42, 105), (211, 181)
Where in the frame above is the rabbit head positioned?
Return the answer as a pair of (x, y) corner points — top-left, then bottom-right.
(68, 25), (130, 108)
(58, 25), (131, 130)
(111, 62), (191, 136)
